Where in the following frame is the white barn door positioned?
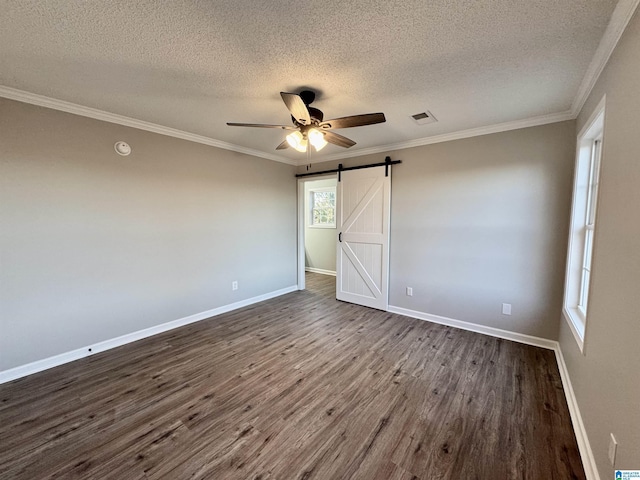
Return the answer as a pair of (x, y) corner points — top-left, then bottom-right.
(336, 165), (390, 310)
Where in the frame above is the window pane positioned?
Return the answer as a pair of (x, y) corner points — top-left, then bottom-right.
(311, 188), (336, 226)
(586, 139), (601, 225)
(563, 106), (604, 350)
(579, 268), (590, 310)
(583, 229), (593, 270)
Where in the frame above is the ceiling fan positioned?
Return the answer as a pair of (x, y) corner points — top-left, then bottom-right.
(227, 90), (386, 153)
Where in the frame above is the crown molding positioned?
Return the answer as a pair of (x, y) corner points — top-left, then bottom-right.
(307, 110), (574, 164)
(3, 2), (635, 168)
(0, 84), (576, 168)
(571, 0), (640, 117)
(0, 85), (296, 166)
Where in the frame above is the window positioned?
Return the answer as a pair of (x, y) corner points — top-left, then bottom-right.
(309, 187), (336, 228)
(563, 97), (605, 352)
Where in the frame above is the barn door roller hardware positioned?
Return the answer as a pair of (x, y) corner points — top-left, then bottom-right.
(295, 156), (401, 180)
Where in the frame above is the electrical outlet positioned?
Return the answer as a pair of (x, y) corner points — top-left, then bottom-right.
(232, 281), (238, 291)
(406, 287), (413, 296)
(608, 433), (617, 466)
(502, 303), (512, 315)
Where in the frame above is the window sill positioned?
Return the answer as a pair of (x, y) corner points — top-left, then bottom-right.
(563, 306), (586, 354)
(309, 225), (336, 229)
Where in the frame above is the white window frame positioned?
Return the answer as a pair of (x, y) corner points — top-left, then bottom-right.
(308, 187), (336, 229)
(563, 96), (605, 353)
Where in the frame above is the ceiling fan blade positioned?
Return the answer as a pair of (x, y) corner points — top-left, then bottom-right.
(319, 113), (386, 129)
(280, 92), (311, 125)
(276, 139), (289, 150)
(323, 130), (356, 148)
(226, 122), (296, 130)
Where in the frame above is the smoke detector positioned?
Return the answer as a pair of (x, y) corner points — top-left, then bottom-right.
(114, 141), (132, 156)
(411, 111), (437, 125)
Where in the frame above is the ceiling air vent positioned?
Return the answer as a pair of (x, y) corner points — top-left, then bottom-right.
(411, 111), (437, 125)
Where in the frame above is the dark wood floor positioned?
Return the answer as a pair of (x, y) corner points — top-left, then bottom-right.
(0, 273), (585, 479)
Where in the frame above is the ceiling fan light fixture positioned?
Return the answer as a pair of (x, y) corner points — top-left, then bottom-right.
(308, 128), (327, 151)
(227, 90), (386, 153)
(286, 130), (308, 152)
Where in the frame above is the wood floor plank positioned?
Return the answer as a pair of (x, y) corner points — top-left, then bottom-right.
(0, 273), (585, 479)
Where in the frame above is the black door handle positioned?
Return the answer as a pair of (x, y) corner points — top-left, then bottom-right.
(338, 232), (342, 242)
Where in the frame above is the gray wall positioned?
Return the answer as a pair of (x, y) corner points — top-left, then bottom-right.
(304, 177), (337, 273)
(0, 98), (297, 371)
(559, 8), (640, 476)
(298, 121), (576, 340)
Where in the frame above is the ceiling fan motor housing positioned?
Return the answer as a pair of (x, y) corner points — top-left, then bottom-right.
(307, 107), (323, 122)
(291, 107), (323, 126)
(299, 90), (316, 106)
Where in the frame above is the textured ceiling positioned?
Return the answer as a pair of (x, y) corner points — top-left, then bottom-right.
(0, 0), (619, 163)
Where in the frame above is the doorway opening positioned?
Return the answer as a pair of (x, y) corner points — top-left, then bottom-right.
(297, 175), (338, 291)
(297, 163), (392, 312)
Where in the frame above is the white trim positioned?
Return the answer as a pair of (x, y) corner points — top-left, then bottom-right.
(562, 95), (606, 354)
(0, 85), (296, 166)
(297, 174), (339, 290)
(304, 0), (638, 165)
(0, 285), (297, 384)
(563, 307), (586, 353)
(2, 0), (635, 171)
(0, 84), (571, 168)
(387, 306), (557, 350)
(297, 179), (307, 291)
(305, 267), (336, 276)
(577, 95), (607, 139)
(554, 347), (601, 480)
(571, 0), (640, 117)
(388, 304), (600, 479)
(0, 288), (599, 479)
(305, 111), (574, 164)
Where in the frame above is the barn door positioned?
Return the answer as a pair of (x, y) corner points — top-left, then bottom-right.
(336, 165), (390, 310)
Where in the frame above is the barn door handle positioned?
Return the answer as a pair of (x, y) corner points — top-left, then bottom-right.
(339, 232), (343, 242)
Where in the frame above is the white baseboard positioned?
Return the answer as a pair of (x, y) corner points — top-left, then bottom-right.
(0, 285), (298, 384)
(305, 267), (336, 277)
(387, 305), (557, 350)
(387, 304), (599, 480)
(1, 292), (600, 480)
(554, 348), (601, 480)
